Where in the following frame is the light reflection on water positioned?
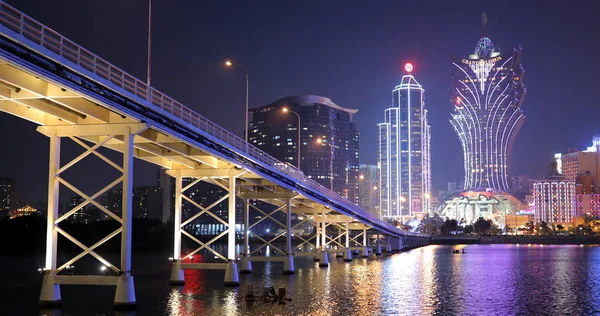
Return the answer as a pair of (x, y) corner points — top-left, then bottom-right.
(7, 244), (600, 315)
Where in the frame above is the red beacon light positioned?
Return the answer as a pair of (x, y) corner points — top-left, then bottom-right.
(404, 63), (413, 73)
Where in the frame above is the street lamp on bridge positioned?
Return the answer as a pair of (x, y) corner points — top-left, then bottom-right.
(316, 137), (334, 191)
(224, 60), (249, 145)
(282, 107), (301, 170)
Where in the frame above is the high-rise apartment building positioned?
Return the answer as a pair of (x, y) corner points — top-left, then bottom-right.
(249, 95), (360, 203)
(533, 181), (576, 224)
(555, 136), (600, 192)
(358, 164), (379, 216)
(100, 186), (163, 220)
(533, 164), (575, 224)
(0, 177), (15, 212)
(378, 63), (431, 220)
(450, 13), (526, 191)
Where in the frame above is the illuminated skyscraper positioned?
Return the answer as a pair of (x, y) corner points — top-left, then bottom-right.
(450, 13), (526, 191)
(378, 64), (431, 220)
(249, 95), (360, 203)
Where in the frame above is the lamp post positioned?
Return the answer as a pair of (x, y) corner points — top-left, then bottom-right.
(317, 138), (334, 190)
(282, 107), (301, 170)
(224, 60), (249, 147)
(146, 0), (152, 102)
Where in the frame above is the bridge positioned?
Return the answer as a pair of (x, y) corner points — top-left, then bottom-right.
(0, 1), (430, 309)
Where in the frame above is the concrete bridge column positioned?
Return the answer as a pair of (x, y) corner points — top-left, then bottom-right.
(239, 199), (252, 274)
(319, 209), (329, 267)
(314, 222), (321, 261)
(375, 233), (382, 256)
(169, 173), (185, 284)
(114, 132), (136, 307)
(39, 132), (61, 307)
(386, 236), (392, 253)
(283, 199), (295, 274)
(344, 220), (353, 262)
(362, 228), (369, 258)
(224, 169), (239, 286)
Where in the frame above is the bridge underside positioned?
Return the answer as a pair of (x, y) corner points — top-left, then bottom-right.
(0, 1), (429, 309)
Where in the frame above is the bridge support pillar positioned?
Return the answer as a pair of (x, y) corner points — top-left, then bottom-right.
(318, 250), (329, 267)
(35, 124), (146, 309)
(362, 228), (369, 257)
(283, 199), (295, 274)
(314, 223), (321, 261)
(375, 233), (382, 256)
(344, 220), (352, 261)
(39, 132), (61, 307)
(386, 237), (392, 253)
(39, 274), (61, 307)
(169, 260), (184, 285)
(224, 169), (239, 286)
(114, 132), (136, 308)
(240, 199), (252, 274)
(335, 227), (343, 257)
(321, 208), (327, 250)
(170, 173), (184, 284)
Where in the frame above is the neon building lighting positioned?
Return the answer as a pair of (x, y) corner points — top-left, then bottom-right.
(450, 13), (526, 191)
(378, 63), (431, 221)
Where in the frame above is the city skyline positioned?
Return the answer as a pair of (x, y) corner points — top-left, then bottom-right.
(1, 0), (599, 204)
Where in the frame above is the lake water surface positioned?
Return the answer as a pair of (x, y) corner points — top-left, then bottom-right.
(3, 244), (600, 315)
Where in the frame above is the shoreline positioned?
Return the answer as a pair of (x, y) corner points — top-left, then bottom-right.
(431, 235), (600, 245)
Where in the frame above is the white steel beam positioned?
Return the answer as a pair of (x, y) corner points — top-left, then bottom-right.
(243, 200), (250, 256)
(120, 132), (134, 275)
(173, 172), (182, 260)
(8, 98), (79, 123)
(286, 199), (292, 255)
(0, 100), (62, 125)
(45, 131), (59, 271)
(227, 168), (236, 260)
(321, 209), (327, 248)
(37, 123), (147, 137)
(49, 97), (111, 122)
(166, 168), (247, 179)
(238, 191), (298, 200)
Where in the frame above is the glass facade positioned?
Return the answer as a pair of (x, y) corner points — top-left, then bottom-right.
(378, 75), (431, 220)
(450, 13), (526, 191)
(249, 95), (360, 204)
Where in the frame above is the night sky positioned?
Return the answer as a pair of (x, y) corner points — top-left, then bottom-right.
(2, 0), (599, 204)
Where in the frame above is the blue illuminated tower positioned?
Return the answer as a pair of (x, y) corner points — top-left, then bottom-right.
(378, 63), (431, 221)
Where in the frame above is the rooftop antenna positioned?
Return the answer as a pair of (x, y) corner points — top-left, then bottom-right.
(481, 12), (488, 37)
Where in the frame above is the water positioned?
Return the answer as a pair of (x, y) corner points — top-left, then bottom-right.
(3, 244), (600, 315)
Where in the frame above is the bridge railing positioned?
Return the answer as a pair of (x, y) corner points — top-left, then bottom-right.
(0, 1), (423, 237)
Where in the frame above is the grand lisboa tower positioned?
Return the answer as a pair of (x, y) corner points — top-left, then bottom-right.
(450, 12), (526, 191)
